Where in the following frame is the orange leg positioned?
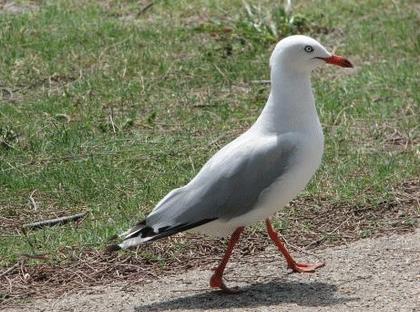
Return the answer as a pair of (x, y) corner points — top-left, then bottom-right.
(210, 227), (244, 293)
(265, 219), (324, 273)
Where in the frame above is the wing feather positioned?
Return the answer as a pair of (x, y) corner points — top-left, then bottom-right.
(146, 133), (298, 231)
(113, 132), (299, 249)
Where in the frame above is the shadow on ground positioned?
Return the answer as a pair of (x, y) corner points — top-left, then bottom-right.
(135, 280), (357, 311)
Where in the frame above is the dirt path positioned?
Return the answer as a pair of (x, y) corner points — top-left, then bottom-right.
(5, 229), (419, 312)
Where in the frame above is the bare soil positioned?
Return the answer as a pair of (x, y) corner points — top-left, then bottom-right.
(3, 229), (419, 312)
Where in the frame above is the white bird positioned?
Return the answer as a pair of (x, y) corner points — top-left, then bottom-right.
(107, 35), (353, 293)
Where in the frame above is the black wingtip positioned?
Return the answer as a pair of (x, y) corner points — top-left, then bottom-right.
(105, 244), (121, 254)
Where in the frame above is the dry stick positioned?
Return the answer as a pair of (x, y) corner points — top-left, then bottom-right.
(279, 234), (322, 260)
(171, 288), (209, 293)
(250, 80), (270, 84)
(304, 216), (351, 249)
(0, 261), (20, 278)
(21, 253), (49, 260)
(28, 190), (38, 211)
(109, 107), (117, 134)
(213, 63), (229, 81)
(188, 155), (196, 172)
(137, 2), (154, 16)
(207, 133), (231, 148)
(23, 212), (87, 230)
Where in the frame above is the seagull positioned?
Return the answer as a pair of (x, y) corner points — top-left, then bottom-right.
(107, 35), (353, 293)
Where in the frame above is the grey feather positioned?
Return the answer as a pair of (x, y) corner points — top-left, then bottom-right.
(145, 133), (298, 232)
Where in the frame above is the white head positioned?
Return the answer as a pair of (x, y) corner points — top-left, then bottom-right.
(270, 35), (353, 73)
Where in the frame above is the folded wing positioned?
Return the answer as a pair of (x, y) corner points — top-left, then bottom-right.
(117, 133), (298, 248)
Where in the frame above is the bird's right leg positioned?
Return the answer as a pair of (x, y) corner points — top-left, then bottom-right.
(210, 226), (244, 293)
(265, 218), (324, 273)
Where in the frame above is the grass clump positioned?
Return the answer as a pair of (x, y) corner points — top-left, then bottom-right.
(237, 1), (309, 43)
(193, 1), (319, 48)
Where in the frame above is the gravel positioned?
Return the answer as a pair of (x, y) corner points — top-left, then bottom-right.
(4, 229), (419, 312)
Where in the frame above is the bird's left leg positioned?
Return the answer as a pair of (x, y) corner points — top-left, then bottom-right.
(210, 226), (244, 293)
(265, 219), (324, 273)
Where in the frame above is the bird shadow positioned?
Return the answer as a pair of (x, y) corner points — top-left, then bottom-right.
(134, 279), (358, 311)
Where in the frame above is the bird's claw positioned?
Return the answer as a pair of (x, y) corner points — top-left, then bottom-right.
(288, 262), (325, 273)
(219, 282), (242, 294)
(210, 275), (242, 294)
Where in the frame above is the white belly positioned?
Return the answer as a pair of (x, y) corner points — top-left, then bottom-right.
(193, 133), (324, 237)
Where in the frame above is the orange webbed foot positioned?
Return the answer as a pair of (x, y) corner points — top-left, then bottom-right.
(210, 274), (242, 294)
(288, 262), (325, 273)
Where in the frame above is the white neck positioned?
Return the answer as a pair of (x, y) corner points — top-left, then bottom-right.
(252, 64), (320, 134)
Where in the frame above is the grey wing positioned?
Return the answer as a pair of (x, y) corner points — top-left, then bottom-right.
(146, 134), (298, 231)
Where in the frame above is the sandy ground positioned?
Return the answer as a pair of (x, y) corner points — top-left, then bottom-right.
(4, 229), (419, 312)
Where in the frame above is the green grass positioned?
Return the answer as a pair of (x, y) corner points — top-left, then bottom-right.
(0, 0), (418, 267)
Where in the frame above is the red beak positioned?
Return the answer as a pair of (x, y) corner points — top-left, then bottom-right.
(322, 55), (353, 68)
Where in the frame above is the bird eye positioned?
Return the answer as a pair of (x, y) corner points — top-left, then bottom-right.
(304, 45), (314, 53)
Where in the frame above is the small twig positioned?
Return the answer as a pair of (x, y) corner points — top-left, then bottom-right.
(277, 232), (323, 260)
(188, 156), (196, 172)
(171, 288), (208, 293)
(28, 190), (38, 211)
(109, 108), (116, 134)
(0, 261), (20, 278)
(305, 216), (351, 249)
(137, 2), (154, 16)
(23, 212), (87, 230)
(1, 140), (16, 150)
(192, 103), (218, 108)
(21, 253), (49, 260)
(213, 64), (229, 81)
(250, 80), (270, 84)
(207, 133), (228, 148)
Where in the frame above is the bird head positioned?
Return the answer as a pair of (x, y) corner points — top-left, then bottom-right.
(270, 35), (353, 73)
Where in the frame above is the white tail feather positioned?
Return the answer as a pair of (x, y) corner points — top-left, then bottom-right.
(119, 235), (154, 249)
